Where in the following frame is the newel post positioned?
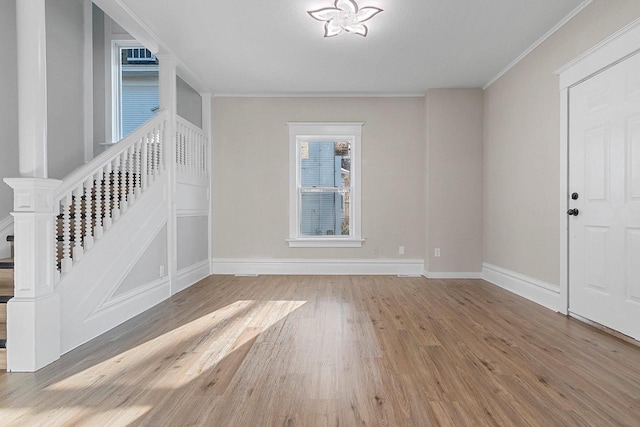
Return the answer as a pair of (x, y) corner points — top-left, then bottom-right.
(157, 54), (178, 294)
(3, 178), (62, 371)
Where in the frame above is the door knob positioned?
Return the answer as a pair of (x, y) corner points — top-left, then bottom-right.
(567, 209), (579, 216)
(571, 192), (579, 200)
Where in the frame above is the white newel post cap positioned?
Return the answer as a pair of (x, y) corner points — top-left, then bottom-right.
(3, 177), (61, 213)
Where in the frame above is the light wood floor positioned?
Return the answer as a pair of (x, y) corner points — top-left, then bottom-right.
(1, 276), (639, 426)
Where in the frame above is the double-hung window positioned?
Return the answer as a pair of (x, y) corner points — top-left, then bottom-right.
(287, 123), (364, 247)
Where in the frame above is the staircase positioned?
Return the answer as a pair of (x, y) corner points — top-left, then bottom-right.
(0, 235), (14, 370)
(2, 109), (209, 371)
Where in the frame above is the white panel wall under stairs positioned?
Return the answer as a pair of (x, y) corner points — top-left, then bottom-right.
(112, 224), (167, 297)
(177, 216), (208, 270)
(57, 179), (169, 354)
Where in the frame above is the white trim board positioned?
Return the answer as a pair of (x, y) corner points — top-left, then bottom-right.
(482, 263), (561, 312)
(0, 216), (14, 259)
(174, 259), (210, 294)
(425, 272), (483, 279)
(555, 16), (640, 89)
(212, 258), (425, 276)
(483, 0), (593, 90)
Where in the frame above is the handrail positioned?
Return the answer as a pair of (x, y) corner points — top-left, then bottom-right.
(56, 110), (168, 199)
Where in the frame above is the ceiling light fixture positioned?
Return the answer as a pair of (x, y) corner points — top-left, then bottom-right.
(308, 0), (383, 38)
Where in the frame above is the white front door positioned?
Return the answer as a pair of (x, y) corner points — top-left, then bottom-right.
(568, 51), (640, 340)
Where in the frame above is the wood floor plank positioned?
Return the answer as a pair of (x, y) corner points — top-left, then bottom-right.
(1, 275), (640, 426)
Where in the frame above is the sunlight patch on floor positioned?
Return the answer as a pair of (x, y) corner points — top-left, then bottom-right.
(45, 300), (306, 391)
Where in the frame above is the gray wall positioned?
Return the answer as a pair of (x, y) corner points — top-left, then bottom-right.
(427, 89), (484, 274)
(177, 216), (209, 270)
(212, 97), (426, 260)
(483, 0), (640, 286)
(46, 0), (86, 179)
(0, 0), (19, 221)
(177, 76), (202, 128)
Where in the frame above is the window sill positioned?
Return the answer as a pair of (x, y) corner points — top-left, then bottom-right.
(287, 238), (365, 248)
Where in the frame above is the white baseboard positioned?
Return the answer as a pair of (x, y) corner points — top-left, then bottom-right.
(0, 215), (13, 259)
(482, 263), (560, 312)
(174, 260), (210, 293)
(212, 258), (425, 276)
(424, 271), (483, 279)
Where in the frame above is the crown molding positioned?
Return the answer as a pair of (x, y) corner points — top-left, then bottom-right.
(483, 0), (594, 90)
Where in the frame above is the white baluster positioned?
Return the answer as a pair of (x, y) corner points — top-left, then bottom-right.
(84, 179), (94, 250)
(158, 123), (164, 173)
(135, 140), (142, 198)
(128, 146), (136, 202)
(104, 163), (113, 229)
(121, 151), (128, 213)
(72, 186), (83, 261)
(61, 195), (72, 273)
(112, 157), (121, 221)
(151, 130), (158, 181)
(177, 128), (182, 172)
(141, 133), (148, 191)
(94, 170), (103, 239)
(190, 129), (195, 175)
(198, 135), (204, 176)
(176, 128), (181, 172)
(54, 203), (61, 284)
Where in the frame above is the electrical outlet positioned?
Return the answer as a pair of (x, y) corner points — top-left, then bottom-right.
(434, 248), (441, 257)
(399, 246), (405, 255)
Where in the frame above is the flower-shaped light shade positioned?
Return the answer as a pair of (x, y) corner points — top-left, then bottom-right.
(308, 0), (383, 37)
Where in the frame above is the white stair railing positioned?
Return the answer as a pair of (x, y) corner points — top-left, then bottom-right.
(53, 111), (168, 282)
(176, 116), (208, 180)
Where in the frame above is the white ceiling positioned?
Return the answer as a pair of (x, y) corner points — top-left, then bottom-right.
(118, 0), (586, 95)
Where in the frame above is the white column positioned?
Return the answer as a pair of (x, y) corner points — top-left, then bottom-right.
(16, 0), (48, 178)
(3, 178), (62, 372)
(157, 54), (178, 294)
(201, 93), (213, 275)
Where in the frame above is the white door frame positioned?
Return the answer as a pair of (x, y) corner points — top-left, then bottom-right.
(555, 17), (640, 314)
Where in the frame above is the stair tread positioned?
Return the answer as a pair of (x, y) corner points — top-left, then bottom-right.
(0, 339), (5, 349)
(0, 258), (14, 269)
(6, 235), (13, 242)
(0, 296), (11, 303)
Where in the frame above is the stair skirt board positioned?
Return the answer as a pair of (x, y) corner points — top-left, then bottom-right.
(0, 216), (13, 259)
(57, 181), (171, 354)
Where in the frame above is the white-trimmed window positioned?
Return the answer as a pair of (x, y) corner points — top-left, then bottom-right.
(287, 122), (364, 248)
(111, 41), (159, 141)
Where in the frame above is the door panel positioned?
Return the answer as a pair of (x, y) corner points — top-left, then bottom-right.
(627, 228), (640, 303)
(585, 226), (610, 294)
(585, 125), (610, 201)
(569, 52), (640, 340)
(628, 115), (640, 200)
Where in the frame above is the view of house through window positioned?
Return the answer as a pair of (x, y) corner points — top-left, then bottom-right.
(288, 122), (363, 247)
(300, 141), (351, 236)
(117, 46), (159, 139)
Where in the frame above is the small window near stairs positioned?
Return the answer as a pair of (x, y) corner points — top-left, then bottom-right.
(112, 43), (159, 141)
